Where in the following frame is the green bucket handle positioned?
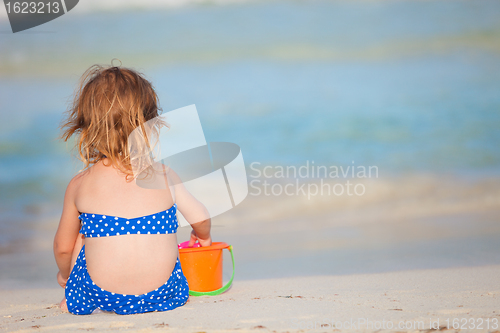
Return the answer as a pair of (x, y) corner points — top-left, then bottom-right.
(188, 245), (235, 296)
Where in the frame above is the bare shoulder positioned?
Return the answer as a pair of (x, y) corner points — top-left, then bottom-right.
(65, 168), (91, 196)
(160, 164), (181, 185)
(145, 162), (179, 183)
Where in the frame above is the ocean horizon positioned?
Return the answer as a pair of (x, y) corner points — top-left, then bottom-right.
(1, 0), (499, 255)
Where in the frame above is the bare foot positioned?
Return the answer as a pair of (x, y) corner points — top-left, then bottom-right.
(59, 298), (68, 313)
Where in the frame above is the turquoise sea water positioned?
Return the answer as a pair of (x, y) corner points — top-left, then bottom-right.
(0, 0), (500, 248)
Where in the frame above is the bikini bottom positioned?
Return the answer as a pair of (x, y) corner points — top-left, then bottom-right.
(65, 245), (189, 315)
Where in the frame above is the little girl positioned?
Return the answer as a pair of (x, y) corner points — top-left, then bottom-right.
(54, 64), (211, 315)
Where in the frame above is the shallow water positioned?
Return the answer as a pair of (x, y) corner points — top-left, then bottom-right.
(0, 0), (500, 252)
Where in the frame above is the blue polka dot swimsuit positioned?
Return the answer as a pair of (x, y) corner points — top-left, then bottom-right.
(65, 203), (189, 315)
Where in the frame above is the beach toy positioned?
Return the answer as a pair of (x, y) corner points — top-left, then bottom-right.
(178, 241), (201, 249)
(178, 241), (234, 296)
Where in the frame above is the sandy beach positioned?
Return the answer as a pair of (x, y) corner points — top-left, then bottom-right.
(1, 0), (500, 330)
(1, 175), (500, 332)
(1, 266), (500, 332)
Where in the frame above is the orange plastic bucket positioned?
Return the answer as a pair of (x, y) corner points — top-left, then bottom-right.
(178, 242), (234, 296)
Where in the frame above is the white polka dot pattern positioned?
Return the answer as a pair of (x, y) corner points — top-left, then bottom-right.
(78, 204), (178, 238)
(65, 245), (189, 315)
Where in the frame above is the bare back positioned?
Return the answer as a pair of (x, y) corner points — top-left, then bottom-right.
(74, 159), (178, 295)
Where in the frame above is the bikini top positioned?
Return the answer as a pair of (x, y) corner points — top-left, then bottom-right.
(78, 204), (179, 238)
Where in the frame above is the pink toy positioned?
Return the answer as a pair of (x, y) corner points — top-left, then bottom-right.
(178, 241), (202, 249)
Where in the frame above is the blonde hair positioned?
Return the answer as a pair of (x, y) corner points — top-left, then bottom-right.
(61, 64), (161, 178)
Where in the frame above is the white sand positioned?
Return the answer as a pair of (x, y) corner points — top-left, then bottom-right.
(1, 175), (500, 332)
(1, 265), (500, 332)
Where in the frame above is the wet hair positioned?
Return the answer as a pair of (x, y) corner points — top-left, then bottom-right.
(61, 63), (161, 178)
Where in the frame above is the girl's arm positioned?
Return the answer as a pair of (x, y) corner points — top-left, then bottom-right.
(53, 176), (82, 280)
(165, 167), (212, 247)
(187, 217), (211, 247)
(176, 184), (212, 247)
